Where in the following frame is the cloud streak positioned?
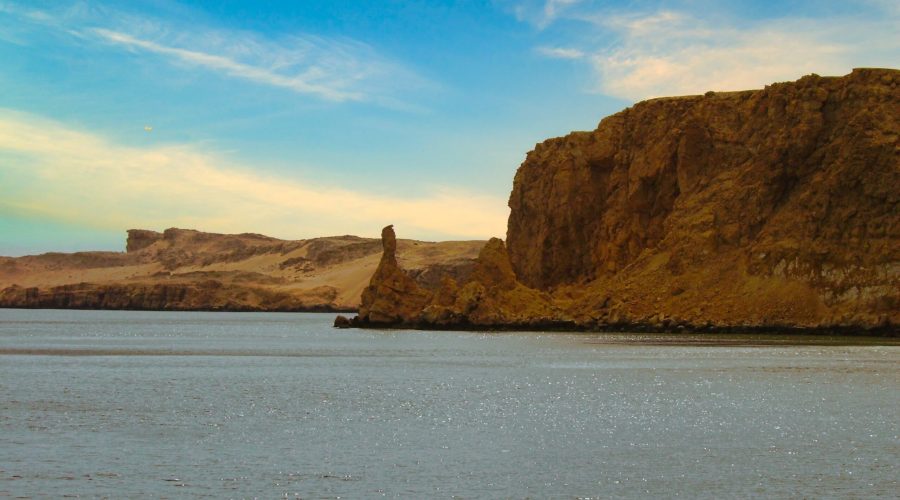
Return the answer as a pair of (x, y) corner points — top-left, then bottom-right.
(0, 109), (508, 241)
(91, 29), (362, 102)
(0, 1), (424, 104)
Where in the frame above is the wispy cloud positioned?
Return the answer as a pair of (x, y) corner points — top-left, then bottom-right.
(536, 46), (584, 59)
(508, 0), (583, 29)
(523, 1), (900, 100)
(0, 1), (424, 104)
(91, 28), (363, 102)
(0, 109), (508, 241)
(586, 11), (896, 100)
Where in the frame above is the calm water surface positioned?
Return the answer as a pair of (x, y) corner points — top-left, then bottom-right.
(0, 309), (897, 498)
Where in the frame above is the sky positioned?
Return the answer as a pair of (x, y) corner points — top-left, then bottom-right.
(0, 0), (897, 255)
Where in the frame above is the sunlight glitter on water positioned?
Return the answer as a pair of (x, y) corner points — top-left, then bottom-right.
(0, 309), (898, 498)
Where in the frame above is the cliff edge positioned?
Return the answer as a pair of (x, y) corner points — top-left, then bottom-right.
(353, 69), (899, 333)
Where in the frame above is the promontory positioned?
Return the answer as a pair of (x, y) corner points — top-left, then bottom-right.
(352, 68), (899, 334)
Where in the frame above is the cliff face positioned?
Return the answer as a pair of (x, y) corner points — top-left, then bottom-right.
(508, 68), (898, 291)
(0, 228), (484, 312)
(0, 281), (337, 312)
(356, 69), (899, 332)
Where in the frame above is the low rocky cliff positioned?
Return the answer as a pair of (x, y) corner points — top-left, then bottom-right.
(353, 69), (899, 333)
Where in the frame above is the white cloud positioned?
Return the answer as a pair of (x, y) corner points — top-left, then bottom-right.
(517, 2), (900, 101)
(588, 12), (896, 100)
(0, 109), (508, 241)
(536, 46), (584, 59)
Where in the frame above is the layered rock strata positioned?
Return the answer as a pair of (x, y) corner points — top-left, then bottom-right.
(353, 69), (899, 333)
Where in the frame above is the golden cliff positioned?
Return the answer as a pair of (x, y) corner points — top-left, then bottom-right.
(353, 69), (899, 333)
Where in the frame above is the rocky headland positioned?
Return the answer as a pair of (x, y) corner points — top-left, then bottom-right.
(0, 228), (483, 312)
(351, 68), (899, 334)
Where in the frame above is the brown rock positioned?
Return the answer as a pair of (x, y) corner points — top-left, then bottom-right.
(502, 68), (899, 330)
(355, 229), (562, 329)
(126, 229), (163, 253)
(356, 225), (431, 325)
(333, 315), (352, 328)
(356, 69), (899, 333)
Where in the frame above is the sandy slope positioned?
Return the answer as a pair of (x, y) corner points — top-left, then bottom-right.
(0, 228), (484, 311)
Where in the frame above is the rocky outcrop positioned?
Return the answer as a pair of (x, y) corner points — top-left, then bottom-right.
(354, 228), (569, 329)
(126, 229), (163, 253)
(352, 69), (899, 333)
(357, 226), (431, 324)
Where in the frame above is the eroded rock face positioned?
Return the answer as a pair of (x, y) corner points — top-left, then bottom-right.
(355, 231), (565, 328)
(503, 68), (899, 330)
(0, 281), (337, 312)
(126, 229), (163, 253)
(508, 68), (899, 291)
(357, 226), (431, 325)
(356, 69), (899, 332)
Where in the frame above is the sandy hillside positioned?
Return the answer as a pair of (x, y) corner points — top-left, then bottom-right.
(0, 228), (484, 311)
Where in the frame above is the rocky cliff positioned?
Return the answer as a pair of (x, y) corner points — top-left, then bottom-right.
(354, 69), (899, 333)
(0, 228), (483, 312)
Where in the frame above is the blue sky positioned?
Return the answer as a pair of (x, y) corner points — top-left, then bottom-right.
(0, 0), (897, 254)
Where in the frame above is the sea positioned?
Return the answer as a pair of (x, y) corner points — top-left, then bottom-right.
(0, 309), (897, 498)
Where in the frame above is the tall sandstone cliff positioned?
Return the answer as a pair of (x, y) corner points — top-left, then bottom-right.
(355, 69), (899, 332)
